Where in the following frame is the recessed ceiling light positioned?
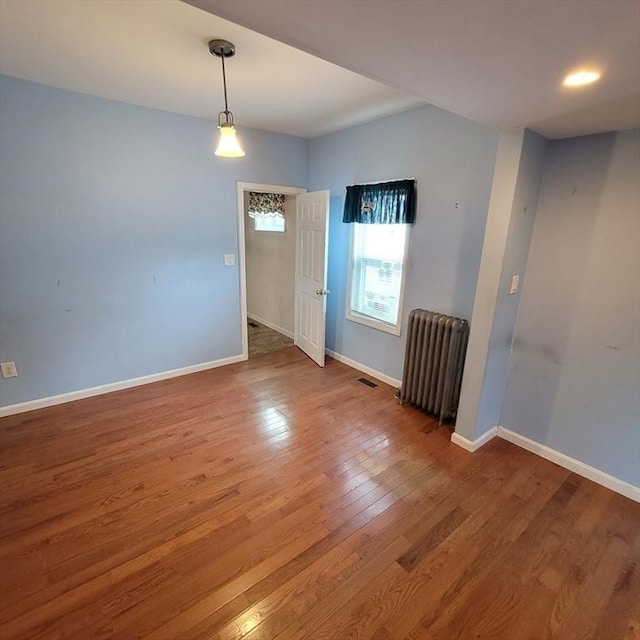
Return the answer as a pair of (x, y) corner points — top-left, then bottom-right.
(563, 70), (601, 87)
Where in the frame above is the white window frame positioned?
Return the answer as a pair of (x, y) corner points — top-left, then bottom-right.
(345, 223), (410, 336)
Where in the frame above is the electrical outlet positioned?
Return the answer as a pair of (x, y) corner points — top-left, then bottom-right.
(1, 361), (18, 378)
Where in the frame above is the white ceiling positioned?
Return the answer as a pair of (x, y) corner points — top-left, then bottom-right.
(0, 0), (423, 138)
(187, 0), (640, 139)
(1, 1), (638, 140)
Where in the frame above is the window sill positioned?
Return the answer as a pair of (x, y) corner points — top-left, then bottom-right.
(346, 311), (402, 336)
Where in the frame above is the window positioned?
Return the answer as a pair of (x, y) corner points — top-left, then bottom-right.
(254, 216), (285, 232)
(347, 223), (408, 334)
(342, 178), (415, 335)
(248, 191), (286, 233)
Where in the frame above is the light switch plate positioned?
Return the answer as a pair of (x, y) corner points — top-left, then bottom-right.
(1, 361), (18, 378)
(223, 254), (235, 266)
(510, 274), (520, 294)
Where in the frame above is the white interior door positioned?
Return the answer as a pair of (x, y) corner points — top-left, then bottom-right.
(295, 190), (330, 366)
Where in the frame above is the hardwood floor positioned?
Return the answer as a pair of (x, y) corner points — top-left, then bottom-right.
(0, 347), (638, 639)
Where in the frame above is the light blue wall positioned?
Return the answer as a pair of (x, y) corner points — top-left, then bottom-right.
(472, 130), (547, 438)
(0, 76), (308, 406)
(309, 105), (498, 381)
(501, 130), (640, 486)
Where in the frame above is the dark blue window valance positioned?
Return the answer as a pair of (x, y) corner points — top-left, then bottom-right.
(343, 179), (416, 224)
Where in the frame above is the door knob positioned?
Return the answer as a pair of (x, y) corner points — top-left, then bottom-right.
(315, 289), (330, 296)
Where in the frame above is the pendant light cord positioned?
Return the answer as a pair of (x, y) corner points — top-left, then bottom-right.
(220, 53), (230, 121)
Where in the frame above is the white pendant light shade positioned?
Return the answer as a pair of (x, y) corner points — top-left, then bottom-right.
(215, 123), (245, 157)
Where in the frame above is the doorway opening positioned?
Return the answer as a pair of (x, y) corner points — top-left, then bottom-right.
(236, 183), (330, 365)
(244, 191), (296, 356)
(236, 183), (306, 359)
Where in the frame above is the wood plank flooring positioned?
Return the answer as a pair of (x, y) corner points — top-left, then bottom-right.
(0, 347), (638, 639)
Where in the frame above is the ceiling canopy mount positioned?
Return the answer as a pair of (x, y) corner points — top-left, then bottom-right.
(208, 39), (235, 59)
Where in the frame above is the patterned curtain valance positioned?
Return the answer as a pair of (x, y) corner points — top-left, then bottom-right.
(248, 192), (286, 219)
(342, 179), (416, 224)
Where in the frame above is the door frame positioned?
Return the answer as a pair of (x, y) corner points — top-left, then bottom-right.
(236, 181), (307, 359)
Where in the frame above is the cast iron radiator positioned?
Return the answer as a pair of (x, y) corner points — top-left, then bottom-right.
(399, 309), (469, 424)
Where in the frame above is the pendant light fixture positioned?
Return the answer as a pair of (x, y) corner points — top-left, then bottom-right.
(209, 39), (245, 158)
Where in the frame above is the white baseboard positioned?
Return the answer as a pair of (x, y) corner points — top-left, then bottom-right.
(325, 349), (402, 388)
(497, 426), (640, 503)
(450, 426), (498, 452)
(0, 354), (247, 418)
(450, 424), (639, 502)
(247, 313), (294, 339)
